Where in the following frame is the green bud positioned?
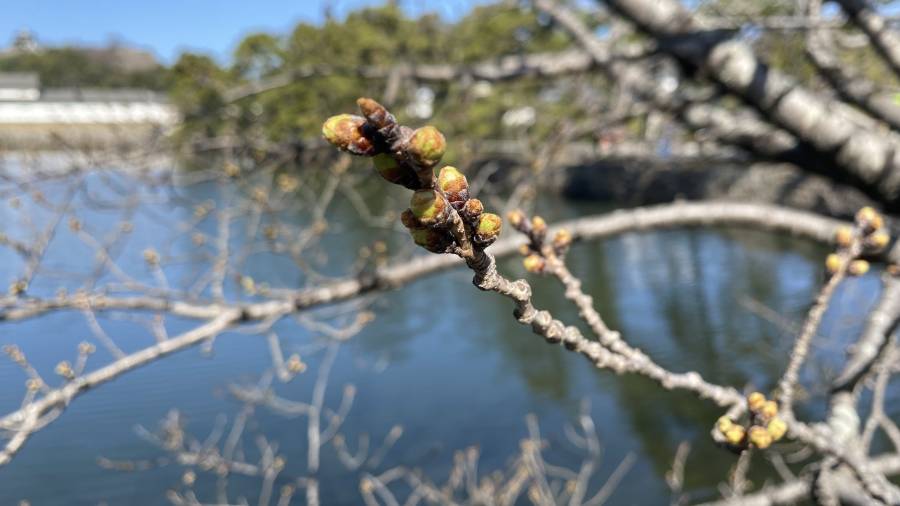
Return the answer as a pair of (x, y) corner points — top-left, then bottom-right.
(438, 166), (469, 207)
(373, 154), (409, 185)
(410, 228), (450, 253)
(474, 213), (502, 246)
(409, 190), (448, 225)
(408, 126), (446, 168)
(322, 114), (374, 155)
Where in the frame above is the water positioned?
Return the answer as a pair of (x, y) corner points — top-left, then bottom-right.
(0, 165), (890, 504)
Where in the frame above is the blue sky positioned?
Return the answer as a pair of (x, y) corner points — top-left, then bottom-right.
(0, 0), (487, 64)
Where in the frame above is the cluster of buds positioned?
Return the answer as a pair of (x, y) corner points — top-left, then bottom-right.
(323, 98), (502, 256)
(716, 392), (788, 450)
(827, 207), (890, 277)
(508, 210), (573, 273)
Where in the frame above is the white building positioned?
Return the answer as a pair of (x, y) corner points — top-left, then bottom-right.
(0, 72), (178, 149)
(0, 72), (177, 126)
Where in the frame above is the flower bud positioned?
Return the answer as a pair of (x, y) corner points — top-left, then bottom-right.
(856, 206), (883, 232)
(408, 126), (446, 168)
(438, 166), (469, 208)
(747, 392), (766, 412)
(410, 227), (450, 253)
(866, 231), (890, 253)
(761, 400), (778, 420)
(373, 154), (415, 187)
(523, 254), (545, 273)
(475, 213), (502, 246)
(531, 216), (547, 236)
(748, 426), (773, 449)
(767, 417), (788, 441)
(835, 226), (853, 248)
(357, 97), (393, 129)
(849, 259), (870, 276)
(552, 229), (572, 252)
(825, 253), (843, 274)
(518, 244), (531, 256)
(409, 190), (449, 226)
(461, 198), (483, 222)
(507, 210), (526, 229)
(322, 114), (375, 156)
(717, 416), (734, 434)
(724, 426), (745, 446)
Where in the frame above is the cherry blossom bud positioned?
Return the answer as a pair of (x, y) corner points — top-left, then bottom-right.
(523, 254), (545, 273)
(438, 166), (469, 208)
(474, 213), (502, 246)
(767, 417), (788, 441)
(407, 126), (446, 168)
(748, 426), (772, 449)
(849, 259), (870, 276)
(322, 114), (375, 155)
(409, 190), (449, 226)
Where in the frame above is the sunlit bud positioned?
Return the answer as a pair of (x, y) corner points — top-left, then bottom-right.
(286, 354), (306, 374)
(523, 254), (545, 273)
(78, 342), (96, 355)
(856, 206), (883, 232)
(761, 400), (778, 420)
(409, 190), (448, 225)
(143, 248), (160, 266)
(531, 216), (547, 236)
(373, 241), (387, 255)
(507, 210), (526, 229)
(767, 417), (788, 441)
(26, 378), (42, 392)
(68, 217), (81, 232)
(357, 97), (393, 129)
(55, 360), (73, 379)
(747, 392), (766, 412)
(825, 253), (843, 274)
(322, 114), (375, 156)
(224, 161), (240, 178)
(438, 166), (469, 207)
(182, 470), (196, 486)
(866, 231), (890, 253)
(717, 416), (734, 434)
(241, 276), (256, 295)
(835, 226), (853, 248)
(276, 174), (299, 192)
(461, 198), (484, 222)
(552, 229), (572, 251)
(748, 426), (773, 449)
(407, 126), (446, 168)
(8, 279), (27, 296)
(373, 153), (412, 186)
(192, 233), (206, 246)
(849, 259), (870, 276)
(410, 227), (450, 253)
(475, 213), (502, 246)
(724, 426), (745, 446)
(518, 244), (531, 256)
